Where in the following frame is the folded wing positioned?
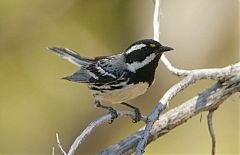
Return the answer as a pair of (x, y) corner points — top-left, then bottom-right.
(64, 56), (127, 84)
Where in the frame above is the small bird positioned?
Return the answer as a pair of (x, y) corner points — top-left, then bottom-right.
(48, 39), (173, 123)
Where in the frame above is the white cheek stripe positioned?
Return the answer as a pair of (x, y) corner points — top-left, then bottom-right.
(125, 44), (146, 54)
(127, 53), (156, 73)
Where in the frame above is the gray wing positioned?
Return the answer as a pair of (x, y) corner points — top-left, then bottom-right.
(64, 55), (127, 84)
(62, 68), (92, 83)
(48, 47), (93, 66)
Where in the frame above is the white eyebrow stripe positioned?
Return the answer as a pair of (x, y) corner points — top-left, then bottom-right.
(125, 44), (146, 54)
(127, 53), (156, 73)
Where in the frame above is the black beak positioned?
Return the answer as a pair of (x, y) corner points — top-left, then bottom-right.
(159, 46), (174, 52)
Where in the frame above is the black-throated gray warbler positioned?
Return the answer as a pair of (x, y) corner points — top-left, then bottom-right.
(48, 39), (173, 123)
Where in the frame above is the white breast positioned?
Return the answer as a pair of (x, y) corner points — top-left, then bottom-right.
(91, 82), (149, 104)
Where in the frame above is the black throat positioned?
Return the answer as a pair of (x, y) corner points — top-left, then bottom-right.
(127, 54), (161, 86)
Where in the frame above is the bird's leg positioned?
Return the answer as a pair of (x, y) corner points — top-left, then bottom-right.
(120, 102), (141, 123)
(95, 101), (118, 123)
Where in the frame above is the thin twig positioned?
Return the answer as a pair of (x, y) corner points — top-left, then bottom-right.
(152, 0), (189, 77)
(207, 108), (218, 155)
(52, 147), (55, 155)
(56, 133), (67, 155)
(153, 0), (161, 41)
(153, 0), (190, 77)
(160, 55), (191, 76)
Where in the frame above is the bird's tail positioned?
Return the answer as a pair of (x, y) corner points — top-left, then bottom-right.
(48, 47), (93, 66)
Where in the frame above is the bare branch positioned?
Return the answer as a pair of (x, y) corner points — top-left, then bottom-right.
(98, 75), (240, 155)
(207, 108), (218, 155)
(56, 111), (146, 155)
(135, 0), (240, 153)
(136, 62), (240, 154)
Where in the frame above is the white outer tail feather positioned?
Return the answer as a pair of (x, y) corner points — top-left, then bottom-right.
(48, 47), (92, 66)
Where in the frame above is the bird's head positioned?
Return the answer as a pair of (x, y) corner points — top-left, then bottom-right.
(123, 39), (173, 72)
(123, 39), (173, 63)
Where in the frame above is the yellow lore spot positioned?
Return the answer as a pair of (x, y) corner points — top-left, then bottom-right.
(150, 43), (156, 48)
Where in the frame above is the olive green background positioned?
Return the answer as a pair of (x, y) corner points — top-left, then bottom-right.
(0, 0), (239, 154)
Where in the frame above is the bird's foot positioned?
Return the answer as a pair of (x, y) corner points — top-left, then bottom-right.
(120, 102), (142, 123)
(107, 107), (118, 124)
(95, 101), (118, 124)
(132, 108), (142, 123)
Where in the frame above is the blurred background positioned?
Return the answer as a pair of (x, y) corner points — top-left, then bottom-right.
(0, 0), (239, 154)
